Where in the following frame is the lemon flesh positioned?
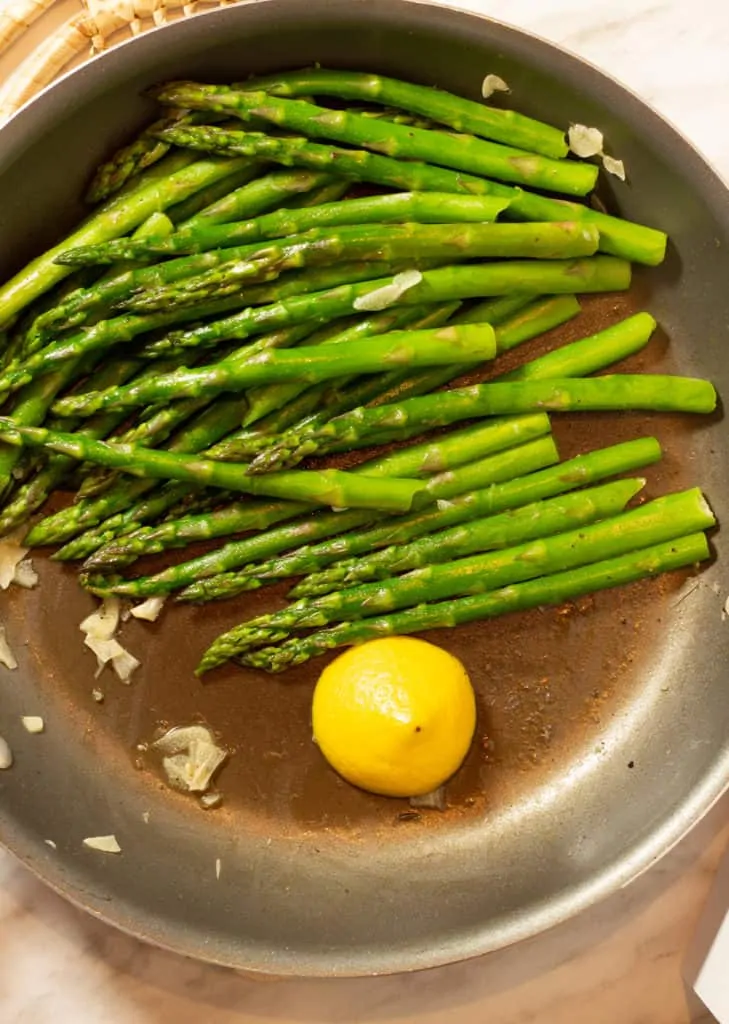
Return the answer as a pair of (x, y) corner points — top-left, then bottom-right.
(312, 636), (476, 797)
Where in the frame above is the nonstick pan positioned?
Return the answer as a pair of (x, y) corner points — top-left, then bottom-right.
(0, 0), (728, 978)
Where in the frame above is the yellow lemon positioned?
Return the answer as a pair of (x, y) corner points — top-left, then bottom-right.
(311, 636), (476, 797)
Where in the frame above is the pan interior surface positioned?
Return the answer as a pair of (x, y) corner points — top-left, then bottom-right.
(0, 0), (727, 977)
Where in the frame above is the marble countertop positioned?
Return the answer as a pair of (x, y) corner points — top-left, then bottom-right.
(1, 1), (729, 1021)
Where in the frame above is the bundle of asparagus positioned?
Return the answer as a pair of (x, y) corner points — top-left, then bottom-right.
(0, 66), (717, 676)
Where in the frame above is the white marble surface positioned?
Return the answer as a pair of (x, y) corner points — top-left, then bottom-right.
(2, 0), (729, 1021)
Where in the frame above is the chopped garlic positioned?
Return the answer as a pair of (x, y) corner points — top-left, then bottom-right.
(81, 598), (139, 682)
(154, 724), (227, 794)
(142, 811), (150, 824)
(568, 124), (604, 158)
(92, 688), (104, 703)
(481, 74), (509, 99)
(80, 597), (120, 641)
(111, 648), (140, 684)
(83, 835), (121, 854)
(602, 154), (626, 180)
(353, 269), (422, 312)
(215, 858), (221, 880)
(200, 792), (222, 810)
(0, 736), (12, 769)
(13, 559), (38, 589)
(21, 716), (44, 734)
(153, 725), (214, 756)
(0, 624), (17, 670)
(130, 596), (166, 622)
(45, 839), (56, 849)
(0, 529), (29, 589)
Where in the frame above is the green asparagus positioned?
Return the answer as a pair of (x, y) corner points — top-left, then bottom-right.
(244, 68), (569, 158)
(289, 439), (663, 597)
(198, 488), (713, 663)
(181, 477), (643, 604)
(238, 534), (710, 673)
(116, 221), (600, 315)
(0, 155), (251, 327)
(57, 192), (512, 264)
(0, 418), (425, 513)
(0, 260), (414, 400)
(151, 83), (597, 196)
(54, 324), (498, 416)
(132, 258), (629, 362)
(259, 374), (715, 471)
(150, 124), (667, 265)
(87, 435), (558, 597)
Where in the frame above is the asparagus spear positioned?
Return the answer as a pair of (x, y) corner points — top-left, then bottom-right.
(259, 374), (715, 471)
(494, 311), (656, 382)
(212, 295), (537, 462)
(280, 437), (665, 597)
(117, 221), (600, 315)
(180, 168), (337, 228)
(240, 304), (457, 431)
(150, 124), (667, 266)
(78, 296), (551, 568)
(238, 534), (710, 673)
(0, 260), (414, 400)
(283, 179), (350, 209)
(57, 192), (512, 264)
(227, 294), (578, 465)
(181, 477), (643, 604)
(151, 83), (597, 197)
(185, 435), (661, 601)
(132, 258), (629, 362)
(85, 434), (558, 597)
(283, 308), (656, 465)
(0, 418), (425, 513)
(164, 164), (263, 224)
(0, 155), (252, 327)
(54, 324), (497, 416)
(199, 488), (713, 662)
(84, 110), (224, 203)
(85, 415), (553, 572)
(244, 68), (569, 158)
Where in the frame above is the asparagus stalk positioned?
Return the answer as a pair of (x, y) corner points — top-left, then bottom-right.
(199, 488), (714, 662)
(0, 418), (425, 513)
(244, 68), (569, 158)
(84, 110), (224, 203)
(494, 311), (656, 381)
(150, 124), (667, 265)
(57, 192), (512, 264)
(278, 437), (665, 598)
(281, 308), (655, 464)
(0, 155), (252, 327)
(84, 415), (553, 572)
(85, 435), (558, 597)
(180, 168), (337, 228)
(165, 164), (263, 225)
(238, 534), (710, 673)
(116, 221), (600, 315)
(54, 324), (498, 416)
(0, 260), (414, 399)
(130, 258), (629, 363)
(151, 83), (597, 196)
(226, 294), (577, 465)
(258, 374), (715, 471)
(182, 477), (643, 604)
(78, 296), (552, 568)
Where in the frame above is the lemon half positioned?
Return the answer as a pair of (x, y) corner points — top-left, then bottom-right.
(312, 637), (476, 797)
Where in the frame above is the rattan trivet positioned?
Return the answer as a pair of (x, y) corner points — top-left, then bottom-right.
(0, 0), (241, 125)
